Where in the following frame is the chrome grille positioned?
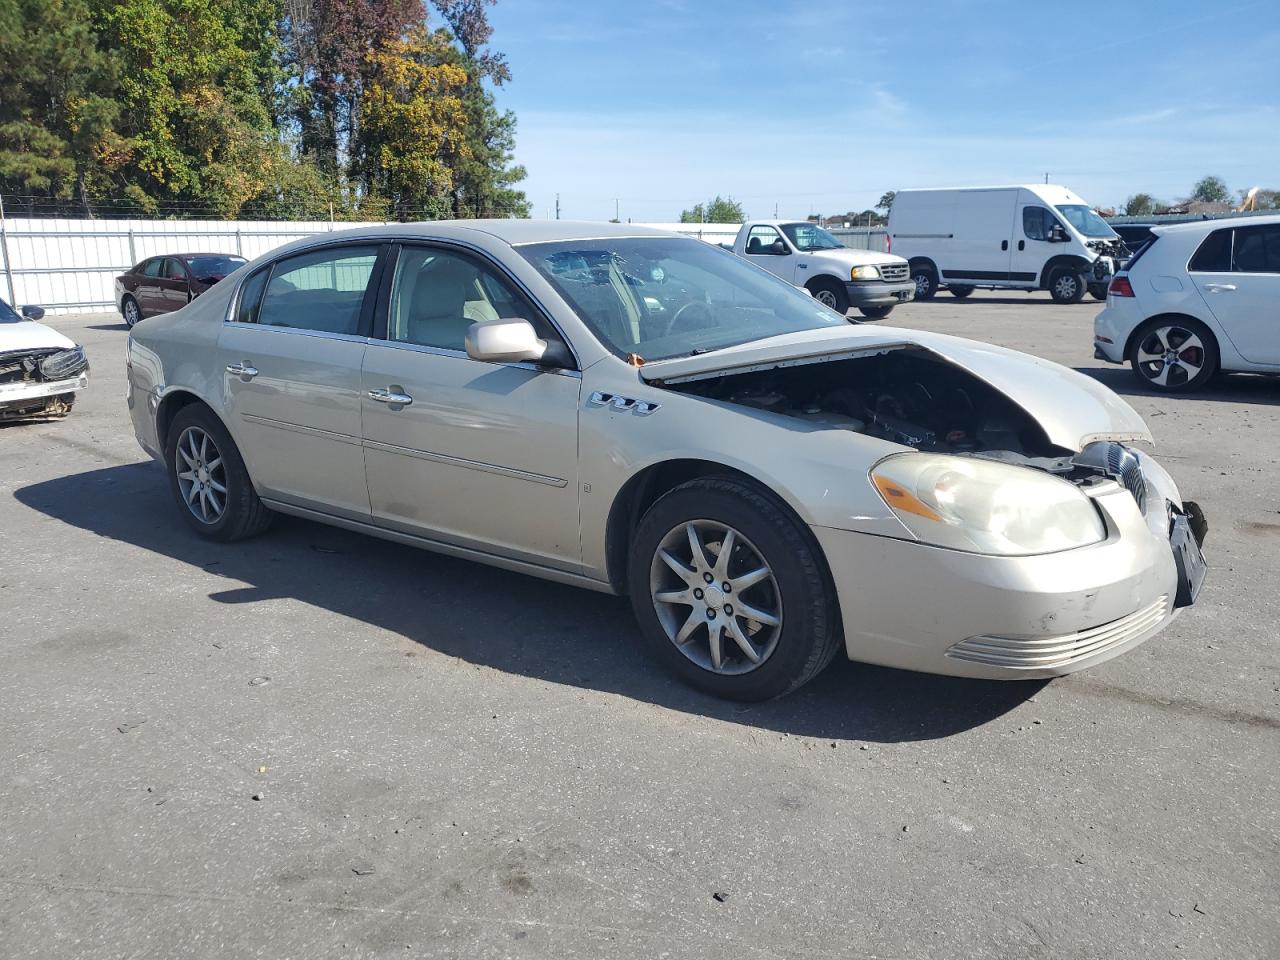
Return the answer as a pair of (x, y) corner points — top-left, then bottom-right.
(879, 263), (909, 283)
(946, 595), (1170, 670)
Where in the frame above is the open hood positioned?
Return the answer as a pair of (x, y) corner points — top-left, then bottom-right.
(640, 325), (1152, 452)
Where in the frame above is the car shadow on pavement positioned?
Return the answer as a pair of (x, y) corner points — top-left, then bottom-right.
(1075, 366), (1280, 406)
(17, 462), (1044, 744)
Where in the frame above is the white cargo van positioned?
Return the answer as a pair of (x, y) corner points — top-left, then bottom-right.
(888, 184), (1128, 303)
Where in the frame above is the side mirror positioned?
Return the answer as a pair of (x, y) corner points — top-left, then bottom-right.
(770, 239), (790, 255)
(1048, 224), (1069, 243)
(465, 318), (549, 364)
(20, 304), (45, 321)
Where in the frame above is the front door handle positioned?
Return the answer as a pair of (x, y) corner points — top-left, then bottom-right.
(1018, 240), (1025, 251)
(368, 387), (414, 406)
(1001, 240), (1009, 251)
(1203, 283), (1236, 293)
(226, 362), (258, 381)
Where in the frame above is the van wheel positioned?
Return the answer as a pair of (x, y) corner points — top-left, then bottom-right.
(948, 285), (974, 298)
(1128, 317), (1218, 392)
(1049, 269), (1086, 304)
(165, 404), (274, 541)
(808, 279), (850, 315)
(911, 265), (938, 300)
(628, 478), (842, 701)
(1089, 284), (1109, 300)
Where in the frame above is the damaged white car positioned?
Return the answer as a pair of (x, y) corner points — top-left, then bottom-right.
(1, 301), (89, 421)
(126, 222), (1207, 700)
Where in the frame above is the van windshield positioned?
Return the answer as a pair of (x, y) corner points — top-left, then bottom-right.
(780, 223), (845, 251)
(1055, 205), (1117, 238)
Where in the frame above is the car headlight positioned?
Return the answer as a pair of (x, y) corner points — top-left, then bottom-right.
(870, 453), (1105, 556)
(850, 265), (881, 281)
(39, 345), (89, 380)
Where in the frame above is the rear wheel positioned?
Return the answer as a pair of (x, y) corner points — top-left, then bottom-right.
(165, 404), (273, 541)
(948, 285), (975, 299)
(1127, 317), (1218, 392)
(808, 279), (850, 315)
(628, 478), (842, 701)
(122, 295), (140, 328)
(1049, 268), (1086, 304)
(859, 305), (893, 320)
(911, 264), (938, 300)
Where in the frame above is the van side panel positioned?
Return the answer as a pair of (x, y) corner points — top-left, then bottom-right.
(939, 189), (1017, 282)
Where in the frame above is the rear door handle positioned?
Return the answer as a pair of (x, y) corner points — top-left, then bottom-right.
(368, 387), (413, 406)
(226, 362), (258, 381)
(1001, 240), (1009, 251)
(1203, 283), (1236, 292)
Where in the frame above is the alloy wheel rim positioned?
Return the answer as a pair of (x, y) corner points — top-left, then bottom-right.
(815, 289), (838, 308)
(1054, 275), (1078, 299)
(649, 520), (783, 675)
(125, 301), (138, 325)
(175, 426), (227, 524)
(1136, 325), (1205, 388)
(915, 274), (931, 296)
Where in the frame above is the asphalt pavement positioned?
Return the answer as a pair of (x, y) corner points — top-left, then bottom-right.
(1, 293), (1277, 959)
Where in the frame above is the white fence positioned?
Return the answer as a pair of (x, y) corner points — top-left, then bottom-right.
(0, 217), (884, 314)
(0, 217), (746, 315)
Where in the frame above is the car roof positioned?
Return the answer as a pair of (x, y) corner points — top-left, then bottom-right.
(298, 219), (681, 247)
(1153, 213), (1280, 236)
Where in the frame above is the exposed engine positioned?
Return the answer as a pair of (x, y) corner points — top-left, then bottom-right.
(1087, 237), (1127, 259)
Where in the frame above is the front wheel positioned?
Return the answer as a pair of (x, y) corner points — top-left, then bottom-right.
(628, 478), (842, 701)
(808, 279), (850, 316)
(1089, 284), (1109, 301)
(859, 305), (893, 320)
(1049, 269), (1086, 304)
(165, 404), (274, 541)
(1127, 317), (1218, 392)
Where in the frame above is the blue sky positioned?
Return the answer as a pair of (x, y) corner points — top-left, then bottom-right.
(486, 0), (1279, 221)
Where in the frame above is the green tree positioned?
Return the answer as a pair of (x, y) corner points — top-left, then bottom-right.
(0, 0), (124, 215)
(358, 26), (470, 220)
(1190, 175), (1230, 204)
(876, 190), (895, 211)
(90, 0), (283, 217)
(680, 195), (745, 223)
(1124, 193), (1158, 215)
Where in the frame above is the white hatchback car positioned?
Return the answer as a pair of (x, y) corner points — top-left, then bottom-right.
(1094, 215), (1280, 391)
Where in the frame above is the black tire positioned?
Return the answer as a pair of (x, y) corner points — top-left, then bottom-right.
(1048, 268), (1086, 304)
(910, 264), (938, 300)
(859, 305), (893, 320)
(948, 285), (975, 299)
(122, 295), (141, 328)
(1089, 284), (1109, 301)
(1127, 317), (1218, 393)
(808, 278), (850, 316)
(165, 404), (273, 541)
(627, 477), (842, 701)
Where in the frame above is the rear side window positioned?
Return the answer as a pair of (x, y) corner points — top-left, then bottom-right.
(235, 269), (269, 325)
(745, 225), (784, 255)
(164, 258), (187, 280)
(254, 245), (380, 335)
(1188, 229), (1232, 272)
(142, 259), (164, 278)
(1231, 225), (1280, 273)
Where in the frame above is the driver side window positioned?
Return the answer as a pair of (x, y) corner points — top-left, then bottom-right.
(1023, 207), (1051, 241)
(387, 246), (557, 352)
(746, 225), (785, 255)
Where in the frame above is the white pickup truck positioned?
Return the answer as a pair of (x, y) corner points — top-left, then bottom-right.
(731, 220), (915, 318)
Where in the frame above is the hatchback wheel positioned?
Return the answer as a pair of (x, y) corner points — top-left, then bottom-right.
(628, 478), (841, 700)
(166, 405), (273, 541)
(1128, 318), (1218, 392)
(122, 295), (140, 328)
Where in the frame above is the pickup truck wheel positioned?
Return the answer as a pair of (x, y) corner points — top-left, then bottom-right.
(1049, 268), (1086, 304)
(859, 305), (893, 320)
(948, 285), (975, 298)
(808, 279), (849, 316)
(911, 265), (938, 300)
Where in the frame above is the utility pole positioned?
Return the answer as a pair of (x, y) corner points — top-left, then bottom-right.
(1044, 172), (1050, 184)
(614, 198), (620, 222)
(774, 202), (778, 218)
(555, 193), (561, 220)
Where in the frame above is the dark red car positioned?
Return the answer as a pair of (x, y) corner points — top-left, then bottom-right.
(114, 253), (247, 327)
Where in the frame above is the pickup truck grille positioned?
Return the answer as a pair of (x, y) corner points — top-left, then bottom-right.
(879, 263), (909, 283)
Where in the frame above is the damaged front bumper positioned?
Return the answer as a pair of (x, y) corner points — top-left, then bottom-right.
(0, 346), (90, 418)
(814, 480), (1202, 680)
